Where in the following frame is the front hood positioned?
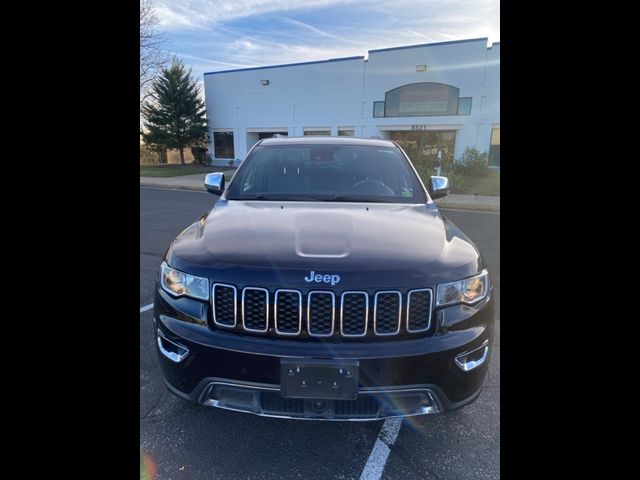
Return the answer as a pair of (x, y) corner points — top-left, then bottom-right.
(167, 200), (483, 288)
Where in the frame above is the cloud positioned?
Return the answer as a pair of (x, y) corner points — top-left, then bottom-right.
(155, 0), (499, 80)
(278, 17), (357, 44)
(155, 0), (357, 30)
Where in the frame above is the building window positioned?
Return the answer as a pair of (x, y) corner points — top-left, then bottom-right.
(258, 132), (288, 139)
(489, 128), (500, 167)
(304, 128), (331, 136)
(373, 101), (385, 118)
(338, 128), (355, 137)
(214, 131), (235, 158)
(458, 97), (472, 115)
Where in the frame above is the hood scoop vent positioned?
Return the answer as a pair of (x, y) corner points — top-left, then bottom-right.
(294, 213), (352, 258)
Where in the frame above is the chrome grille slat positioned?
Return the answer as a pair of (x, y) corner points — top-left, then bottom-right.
(242, 287), (269, 333)
(275, 289), (302, 335)
(212, 283), (237, 328)
(213, 285), (433, 338)
(406, 289), (433, 333)
(373, 291), (402, 336)
(307, 291), (335, 337)
(340, 291), (369, 337)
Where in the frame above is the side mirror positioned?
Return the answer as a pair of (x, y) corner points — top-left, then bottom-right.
(204, 172), (225, 196)
(430, 176), (449, 199)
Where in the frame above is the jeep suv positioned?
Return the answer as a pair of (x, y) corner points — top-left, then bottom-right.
(153, 136), (494, 420)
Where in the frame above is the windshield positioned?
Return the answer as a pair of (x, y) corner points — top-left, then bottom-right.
(227, 144), (427, 203)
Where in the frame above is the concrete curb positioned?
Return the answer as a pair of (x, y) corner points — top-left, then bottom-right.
(435, 201), (500, 213)
(140, 180), (500, 212)
(140, 182), (206, 192)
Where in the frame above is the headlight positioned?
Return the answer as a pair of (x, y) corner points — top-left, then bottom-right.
(160, 262), (209, 301)
(436, 270), (489, 307)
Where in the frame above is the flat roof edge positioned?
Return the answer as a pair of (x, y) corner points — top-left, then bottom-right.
(204, 56), (365, 76)
(368, 37), (489, 54)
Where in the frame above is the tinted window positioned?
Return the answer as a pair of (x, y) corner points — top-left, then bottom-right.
(373, 101), (385, 118)
(489, 128), (500, 167)
(458, 97), (472, 115)
(214, 132), (235, 158)
(304, 130), (331, 136)
(228, 144), (426, 203)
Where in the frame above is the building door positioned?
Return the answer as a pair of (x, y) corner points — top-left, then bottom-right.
(390, 130), (456, 175)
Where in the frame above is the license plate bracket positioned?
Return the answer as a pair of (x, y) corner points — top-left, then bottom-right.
(280, 359), (359, 400)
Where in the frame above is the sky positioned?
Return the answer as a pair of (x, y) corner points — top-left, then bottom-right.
(154, 0), (500, 82)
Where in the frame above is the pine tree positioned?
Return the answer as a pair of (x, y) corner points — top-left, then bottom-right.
(141, 59), (207, 164)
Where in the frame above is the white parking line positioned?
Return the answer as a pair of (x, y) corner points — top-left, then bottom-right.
(140, 303), (154, 313)
(359, 418), (403, 480)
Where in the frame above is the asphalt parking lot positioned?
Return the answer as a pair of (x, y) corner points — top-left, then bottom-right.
(140, 187), (500, 480)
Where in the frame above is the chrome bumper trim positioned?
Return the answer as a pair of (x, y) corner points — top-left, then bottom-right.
(197, 380), (441, 421)
(454, 340), (490, 372)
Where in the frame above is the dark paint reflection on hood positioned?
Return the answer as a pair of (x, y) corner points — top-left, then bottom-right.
(166, 200), (483, 288)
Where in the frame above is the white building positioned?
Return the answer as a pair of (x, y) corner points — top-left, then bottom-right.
(204, 37), (500, 169)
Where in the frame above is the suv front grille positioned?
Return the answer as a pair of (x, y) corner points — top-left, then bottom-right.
(407, 289), (433, 333)
(374, 291), (401, 335)
(212, 284), (237, 327)
(242, 287), (269, 332)
(340, 292), (369, 337)
(307, 291), (335, 336)
(210, 285), (434, 340)
(334, 396), (380, 416)
(275, 290), (302, 335)
(260, 392), (305, 415)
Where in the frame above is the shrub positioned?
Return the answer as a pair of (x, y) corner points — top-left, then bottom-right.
(413, 162), (434, 186)
(191, 146), (210, 165)
(442, 169), (466, 192)
(455, 147), (490, 177)
(451, 162), (465, 175)
(140, 144), (162, 164)
(228, 159), (235, 167)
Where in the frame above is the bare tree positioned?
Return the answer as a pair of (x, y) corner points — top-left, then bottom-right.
(140, 0), (168, 106)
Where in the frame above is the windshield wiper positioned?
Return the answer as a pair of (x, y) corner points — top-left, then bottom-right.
(322, 195), (390, 203)
(242, 194), (322, 201)
(232, 194), (402, 203)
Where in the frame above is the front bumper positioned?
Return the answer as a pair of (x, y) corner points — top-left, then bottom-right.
(153, 287), (494, 421)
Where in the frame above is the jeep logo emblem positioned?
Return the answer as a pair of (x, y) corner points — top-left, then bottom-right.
(304, 270), (341, 286)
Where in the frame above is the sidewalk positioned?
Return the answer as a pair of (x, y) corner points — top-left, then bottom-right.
(140, 174), (499, 212)
(140, 173), (207, 191)
(434, 193), (499, 212)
